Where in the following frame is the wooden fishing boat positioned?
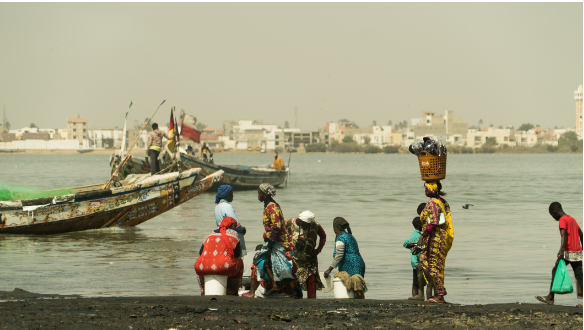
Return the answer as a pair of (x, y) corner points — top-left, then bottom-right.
(180, 153), (288, 190)
(111, 152), (288, 190)
(0, 168), (224, 235)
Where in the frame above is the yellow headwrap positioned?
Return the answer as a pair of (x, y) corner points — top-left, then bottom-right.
(424, 182), (438, 196)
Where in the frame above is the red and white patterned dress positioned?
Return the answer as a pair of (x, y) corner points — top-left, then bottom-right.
(195, 229), (243, 295)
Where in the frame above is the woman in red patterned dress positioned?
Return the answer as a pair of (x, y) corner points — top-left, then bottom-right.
(195, 217), (244, 295)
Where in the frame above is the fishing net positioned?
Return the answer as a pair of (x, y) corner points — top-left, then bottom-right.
(0, 182), (75, 201)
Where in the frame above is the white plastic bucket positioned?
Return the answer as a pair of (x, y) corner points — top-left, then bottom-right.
(333, 278), (355, 299)
(204, 275), (228, 296)
(319, 272), (333, 293)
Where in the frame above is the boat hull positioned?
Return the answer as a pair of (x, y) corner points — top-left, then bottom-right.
(0, 169), (224, 235)
(110, 152), (288, 190)
(180, 154), (288, 190)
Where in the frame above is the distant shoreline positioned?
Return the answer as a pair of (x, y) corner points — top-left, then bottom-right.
(0, 148), (581, 155)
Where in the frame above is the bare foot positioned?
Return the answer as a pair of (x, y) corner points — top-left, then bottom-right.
(409, 295), (425, 301)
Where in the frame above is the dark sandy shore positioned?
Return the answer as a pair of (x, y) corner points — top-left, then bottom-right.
(0, 289), (581, 330)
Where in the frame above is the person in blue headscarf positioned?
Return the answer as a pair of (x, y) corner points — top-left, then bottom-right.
(214, 185), (247, 256)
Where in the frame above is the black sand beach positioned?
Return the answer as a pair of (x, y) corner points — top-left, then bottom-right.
(0, 289), (581, 330)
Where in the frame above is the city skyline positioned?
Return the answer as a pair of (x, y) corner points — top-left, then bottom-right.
(0, 3), (582, 131)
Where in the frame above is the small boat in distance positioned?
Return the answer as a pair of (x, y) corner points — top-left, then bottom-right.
(180, 153), (288, 190)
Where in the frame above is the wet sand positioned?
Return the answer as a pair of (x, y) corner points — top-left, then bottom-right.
(0, 289), (581, 329)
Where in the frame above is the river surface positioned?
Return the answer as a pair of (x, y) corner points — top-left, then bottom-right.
(0, 153), (582, 305)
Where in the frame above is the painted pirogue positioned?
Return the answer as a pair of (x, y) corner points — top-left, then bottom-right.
(0, 168), (224, 235)
(110, 152), (288, 190)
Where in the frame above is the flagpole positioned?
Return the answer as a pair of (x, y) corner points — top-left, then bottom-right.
(121, 101), (132, 154)
(172, 106), (180, 171)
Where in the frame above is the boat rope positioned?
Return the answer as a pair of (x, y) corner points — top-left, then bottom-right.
(104, 99), (166, 189)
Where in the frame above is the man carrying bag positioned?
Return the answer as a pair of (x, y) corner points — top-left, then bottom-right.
(536, 202), (583, 306)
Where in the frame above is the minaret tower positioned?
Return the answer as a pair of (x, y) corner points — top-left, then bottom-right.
(575, 85), (582, 136)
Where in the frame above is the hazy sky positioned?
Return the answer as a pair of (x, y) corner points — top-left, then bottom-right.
(0, 3), (582, 131)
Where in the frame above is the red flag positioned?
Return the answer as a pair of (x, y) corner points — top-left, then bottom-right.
(178, 109), (201, 143)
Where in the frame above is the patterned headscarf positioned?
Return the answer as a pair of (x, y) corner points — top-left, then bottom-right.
(215, 185), (233, 204)
(259, 183), (276, 197)
(333, 217), (352, 237)
(424, 181), (439, 197)
(219, 217), (238, 257)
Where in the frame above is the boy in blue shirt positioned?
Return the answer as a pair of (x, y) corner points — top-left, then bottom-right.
(404, 203), (426, 300)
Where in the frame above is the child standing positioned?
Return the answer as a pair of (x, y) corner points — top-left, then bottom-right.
(403, 203), (427, 300)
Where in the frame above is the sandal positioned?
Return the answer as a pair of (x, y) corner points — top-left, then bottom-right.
(242, 292), (254, 298)
(428, 298), (446, 304)
(535, 295), (554, 305)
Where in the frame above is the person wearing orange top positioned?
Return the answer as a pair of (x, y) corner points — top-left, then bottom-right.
(272, 153), (285, 171)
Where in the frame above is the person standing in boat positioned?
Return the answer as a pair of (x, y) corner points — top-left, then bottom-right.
(146, 123), (170, 175)
(214, 185), (247, 257)
(201, 143), (213, 164)
(272, 152), (285, 171)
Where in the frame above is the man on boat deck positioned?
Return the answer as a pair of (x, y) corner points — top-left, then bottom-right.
(146, 123), (170, 175)
(201, 143), (213, 163)
(272, 153), (285, 171)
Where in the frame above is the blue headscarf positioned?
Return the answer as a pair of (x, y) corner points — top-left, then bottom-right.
(215, 185), (233, 204)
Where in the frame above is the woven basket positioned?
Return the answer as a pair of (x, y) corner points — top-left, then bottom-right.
(418, 151), (447, 181)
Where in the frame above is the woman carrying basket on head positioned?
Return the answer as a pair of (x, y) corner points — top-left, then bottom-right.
(195, 217), (244, 296)
(416, 181), (454, 304)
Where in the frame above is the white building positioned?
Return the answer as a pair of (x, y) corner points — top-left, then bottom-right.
(352, 126), (393, 147)
(9, 127), (38, 135)
(229, 120), (296, 150)
(467, 128), (515, 147)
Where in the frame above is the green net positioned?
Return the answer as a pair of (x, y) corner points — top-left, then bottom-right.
(0, 182), (75, 201)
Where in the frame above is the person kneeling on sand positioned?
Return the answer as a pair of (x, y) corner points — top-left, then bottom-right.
(404, 203), (427, 301)
(194, 217), (244, 296)
(245, 245), (302, 298)
(536, 202), (583, 306)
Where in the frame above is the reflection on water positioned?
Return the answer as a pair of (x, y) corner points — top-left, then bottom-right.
(0, 153), (582, 305)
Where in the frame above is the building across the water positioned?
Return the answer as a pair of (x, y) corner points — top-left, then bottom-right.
(409, 110), (468, 140)
(575, 85), (582, 137)
(67, 116), (88, 146)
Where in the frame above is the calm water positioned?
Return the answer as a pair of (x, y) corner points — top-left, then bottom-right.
(0, 153), (582, 305)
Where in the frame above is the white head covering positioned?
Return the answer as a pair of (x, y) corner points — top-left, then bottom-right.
(298, 210), (315, 223)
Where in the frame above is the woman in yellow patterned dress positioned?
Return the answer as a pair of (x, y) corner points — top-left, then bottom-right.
(252, 183), (296, 296)
(417, 181), (454, 304)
